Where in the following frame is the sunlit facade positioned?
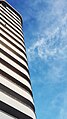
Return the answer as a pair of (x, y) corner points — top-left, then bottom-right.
(0, 0), (36, 119)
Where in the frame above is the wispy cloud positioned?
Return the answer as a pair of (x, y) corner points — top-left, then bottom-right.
(50, 92), (67, 119)
(27, 13), (67, 62)
(23, 0), (67, 119)
(27, 2), (67, 86)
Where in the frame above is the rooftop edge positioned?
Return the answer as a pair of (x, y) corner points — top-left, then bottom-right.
(0, 0), (23, 24)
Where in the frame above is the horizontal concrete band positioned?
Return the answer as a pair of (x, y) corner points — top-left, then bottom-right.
(6, 6), (20, 22)
(1, 52), (29, 78)
(6, 5), (20, 21)
(0, 7), (21, 30)
(0, 4), (22, 26)
(0, 76), (33, 104)
(0, 28), (27, 58)
(0, 0), (22, 23)
(0, 83), (35, 112)
(0, 17), (23, 40)
(1, 49), (29, 75)
(0, 21), (25, 48)
(0, 101), (33, 119)
(0, 45), (28, 70)
(0, 35), (27, 62)
(0, 15), (22, 38)
(0, 4), (21, 24)
(0, 92), (36, 118)
(0, 58), (31, 85)
(0, 16), (22, 38)
(0, 20), (25, 47)
(0, 6), (21, 26)
(1, 63), (32, 90)
(0, 111), (16, 119)
(0, 1), (22, 24)
(1, 12), (22, 32)
(0, 70), (33, 97)
(0, 39), (28, 66)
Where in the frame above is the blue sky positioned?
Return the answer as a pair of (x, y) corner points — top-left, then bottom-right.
(7, 0), (67, 119)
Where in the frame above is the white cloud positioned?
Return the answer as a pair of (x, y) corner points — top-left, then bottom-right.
(27, 14), (67, 62)
(26, 1), (67, 119)
(59, 108), (67, 119)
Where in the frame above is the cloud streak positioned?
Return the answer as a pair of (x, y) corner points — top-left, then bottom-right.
(50, 92), (67, 119)
(27, 14), (67, 62)
(20, 0), (67, 119)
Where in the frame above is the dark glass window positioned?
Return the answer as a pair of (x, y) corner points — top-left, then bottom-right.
(2, 2), (7, 8)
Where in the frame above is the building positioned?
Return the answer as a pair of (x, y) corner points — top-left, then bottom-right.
(0, 0), (36, 119)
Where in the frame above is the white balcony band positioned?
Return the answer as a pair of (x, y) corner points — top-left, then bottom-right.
(0, 111), (17, 119)
(0, 92), (36, 119)
(0, 6), (21, 27)
(0, 63), (31, 90)
(0, 4), (21, 24)
(0, 19), (24, 45)
(0, 27), (25, 52)
(1, 53), (30, 79)
(0, 76), (34, 104)
(0, 43), (28, 69)
(1, 15), (22, 35)
(0, 11), (22, 31)
(0, 18), (23, 39)
(6, 6), (21, 20)
(0, 35), (27, 61)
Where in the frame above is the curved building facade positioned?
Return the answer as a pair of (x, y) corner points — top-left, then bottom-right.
(0, 0), (36, 119)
